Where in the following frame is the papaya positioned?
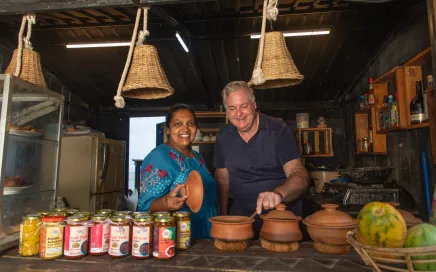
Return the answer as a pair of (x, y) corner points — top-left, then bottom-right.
(356, 202), (407, 250)
(404, 223), (436, 271)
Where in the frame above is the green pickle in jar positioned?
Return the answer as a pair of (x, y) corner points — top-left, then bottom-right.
(19, 214), (42, 257)
(174, 211), (191, 250)
(153, 216), (176, 260)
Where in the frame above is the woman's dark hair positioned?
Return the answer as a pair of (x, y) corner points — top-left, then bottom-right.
(165, 104), (197, 128)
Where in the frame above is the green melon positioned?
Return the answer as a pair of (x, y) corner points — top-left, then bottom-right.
(404, 223), (436, 271)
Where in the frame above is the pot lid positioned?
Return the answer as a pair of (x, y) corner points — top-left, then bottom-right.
(261, 204), (301, 221)
(304, 204), (356, 227)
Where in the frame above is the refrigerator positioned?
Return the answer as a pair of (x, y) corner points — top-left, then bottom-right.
(58, 136), (126, 212)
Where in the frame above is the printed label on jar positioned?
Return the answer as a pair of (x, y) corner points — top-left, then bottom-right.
(132, 225), (151, 257)
(64, 225), (88, 256)
(90, 223), (109, 253)
(109, 225), (130, 256)
(176, 221), (191, 249)
(40, 225), (64, 259)
(153, 226), (175, 258)
(411, 113), (425, 122)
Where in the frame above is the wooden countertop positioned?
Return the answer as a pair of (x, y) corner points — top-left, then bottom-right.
(0, 240), (370, 271)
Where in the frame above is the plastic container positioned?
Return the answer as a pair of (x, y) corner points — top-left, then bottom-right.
(296, 113), (309, 128)
(19, 214), (42, 256)
(173, 211), (191, 250)
(153, 216), (176, 260)
(132, 215), (154, 259)
(89, 214), (110, 256)
(64, 215), (88, 259)
(109, 216), (131, 258)
(39, 214), (65, 260)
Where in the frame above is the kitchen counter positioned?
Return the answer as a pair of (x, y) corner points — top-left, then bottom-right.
(0, 240), (371, 271)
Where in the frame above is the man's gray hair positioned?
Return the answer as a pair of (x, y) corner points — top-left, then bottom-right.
(221, 81), (256, 107)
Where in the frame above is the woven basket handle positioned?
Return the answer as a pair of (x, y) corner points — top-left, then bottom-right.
(251, 0), (279, 86)
(15, 14), (36, 77)
(114, 6), (150, 109)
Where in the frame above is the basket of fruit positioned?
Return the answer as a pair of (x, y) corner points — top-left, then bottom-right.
(346, 201), (436, 272)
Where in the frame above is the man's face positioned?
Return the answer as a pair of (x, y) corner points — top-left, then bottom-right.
(225, 89), (257, 133)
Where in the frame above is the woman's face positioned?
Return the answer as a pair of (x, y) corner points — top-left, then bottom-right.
(167, 109), (197, 149)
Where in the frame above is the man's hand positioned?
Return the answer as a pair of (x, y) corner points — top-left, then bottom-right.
(256, 191), (283, 214)
(164, 184), (188, 210)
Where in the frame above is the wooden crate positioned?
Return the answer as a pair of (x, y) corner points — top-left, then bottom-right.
(297, 128), (334, 157)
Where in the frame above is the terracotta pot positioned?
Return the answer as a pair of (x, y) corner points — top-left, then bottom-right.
(180, 170), (203, 213)
(209, 216), (254, 241)
(260, 204), (302, 243)
(303, 222), (354, 246)
(304, 203), (356, 227)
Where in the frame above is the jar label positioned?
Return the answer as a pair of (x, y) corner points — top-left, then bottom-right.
(109, 225), (130, 256)
(132, 225), (151, 257)
(90, 223), (109, 253)
(411, 113), (425, 122)
(40, 225), (64, 259)
(176, 220), (191, 249)
(153, 226), (175, 258)
(64, 225), (88, 256)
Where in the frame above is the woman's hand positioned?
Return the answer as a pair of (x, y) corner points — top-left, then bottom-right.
(164, 184), (188, 210)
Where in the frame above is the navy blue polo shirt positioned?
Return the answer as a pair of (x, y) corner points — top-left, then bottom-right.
(213, 112), (301, 215)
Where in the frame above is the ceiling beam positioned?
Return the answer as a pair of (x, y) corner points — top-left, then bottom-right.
(0, 0), (217, 15)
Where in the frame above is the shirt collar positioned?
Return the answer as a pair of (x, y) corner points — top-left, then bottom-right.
(229, 111), (268, 134)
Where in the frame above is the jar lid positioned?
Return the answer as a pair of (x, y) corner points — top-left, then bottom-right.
(152, 212), (171, 217)
(52, 208), (67, 212)
(173, 211), (190, 217)
(303, 204), (356, 227)
(23, 214), (41, 220)
(111, 215), (130, 223)
(154, 216), (174, 223)
(132, 212), (150, 217)
(36, 211), (50, 216)
(68, 215), (87, 222)
(114, 210), (132, 216)
(260, 204), (301, 221)
(42, 215), (65, 222)
(76, 211), (91, 216)
(98, 209), (114, 214)
(49, 211), (67, 217)
(134, 215), (154, 222)
(91, 214), (107, 221)
(65, 209), (79, 213)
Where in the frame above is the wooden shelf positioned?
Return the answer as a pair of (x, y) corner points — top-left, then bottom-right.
(374, 66), (403, 84)
(354, 107), (387, 153)
(376, 126), (406, 134)
(408, 122), (430, 129)
(297, 128), (334, 157)
(404, 47), (431, 66)
(302, 153), (335, 158)
(355, 152), (388, 155)
(298, 127), (332, 132)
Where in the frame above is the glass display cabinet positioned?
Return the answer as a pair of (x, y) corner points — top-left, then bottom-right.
(0, 74), (64, 251)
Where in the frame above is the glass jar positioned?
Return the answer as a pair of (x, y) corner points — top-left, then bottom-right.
(132, 211), (150, 218)
(75, 212), (92, 219)
(19, 214), (42, 257)
(361, 137), (369, 152)
(173, 211), (191, 250)
(52, 208), (67, 213)
(36, 211), (50, 218)
(65, 209), (80, 216)
(109, 216), (131, 258)
(113, 211), (133, 217)
(152, 211), (171, 218)
(89, 214), (110, 256)
(39, 214), (65, 260)
(98, 209), (114, 217)
(64, 215), (89, 259)
(132, 216), (154, 260)
(153, 216), (176, 260)
(49, 211), (67, 217)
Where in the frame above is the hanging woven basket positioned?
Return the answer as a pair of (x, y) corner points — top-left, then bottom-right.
(249, 31), (304, 89)
(114, 7), (174, 108)
(249, 0), (304, 89)
(5, 14), (46, 88)
(121, 44), (173, 99)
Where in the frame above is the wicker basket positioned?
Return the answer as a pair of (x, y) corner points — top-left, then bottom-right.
(347, 230), (436, 272)
(6, 48), (47, 88)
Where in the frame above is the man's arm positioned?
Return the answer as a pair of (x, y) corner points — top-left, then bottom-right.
(215, 168), (230, 215)
(274, 158), (309, 203)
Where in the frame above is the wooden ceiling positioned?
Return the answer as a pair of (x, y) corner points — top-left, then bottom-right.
(0, 0), (427, 111)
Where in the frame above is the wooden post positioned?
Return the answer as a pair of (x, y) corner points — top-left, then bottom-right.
(426, 0), (436, 163)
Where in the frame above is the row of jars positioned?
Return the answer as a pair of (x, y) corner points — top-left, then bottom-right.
(19, 208), (191, 261)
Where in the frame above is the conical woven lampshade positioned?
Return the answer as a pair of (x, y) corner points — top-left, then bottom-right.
(122, 44), (174, 99)
(6, 48), (47, 88)
(250, 31), (304, 89)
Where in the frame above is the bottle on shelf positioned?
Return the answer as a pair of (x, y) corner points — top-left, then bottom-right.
(379, 96), (389, 130)
(390, 93), (399, 128)
(383, 95), (391, 129)
(368, 77), (375, 106)
(410, 80), (428, 124)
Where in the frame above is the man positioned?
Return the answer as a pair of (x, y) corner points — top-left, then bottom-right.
(213, 81), (309, 238)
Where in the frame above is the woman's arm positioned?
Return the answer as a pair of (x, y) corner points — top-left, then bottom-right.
(149, 184), (187, 212)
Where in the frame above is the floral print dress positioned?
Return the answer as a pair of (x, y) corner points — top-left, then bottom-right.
(138, 144), (217, 239)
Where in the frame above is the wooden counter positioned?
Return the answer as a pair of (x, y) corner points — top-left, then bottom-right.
(0, 240), (370, 271)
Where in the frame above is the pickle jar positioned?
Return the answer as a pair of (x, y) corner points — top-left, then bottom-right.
(109, 216), (132, 258)
(98, 209), (114, 217)
(132, 216), (154, 260)
(113, 211), (133, 217)
(64, 216), (89, 259)
(173, 211), (191, 250)
(153, 216), (176, 260)
(19, 214), (42, 257)
(39, 214), (65, 260)
(132, 211), (150, 218)
(65, 209), (80, 216)
(89, 214), (110, 256)
(152, 211), (171, 218)
(75, 212), (92, 219)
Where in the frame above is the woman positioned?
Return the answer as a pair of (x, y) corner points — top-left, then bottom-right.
(137, 104), (217, 239)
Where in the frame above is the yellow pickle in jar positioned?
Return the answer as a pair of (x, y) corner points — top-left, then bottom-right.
(19, 214), (42, 257)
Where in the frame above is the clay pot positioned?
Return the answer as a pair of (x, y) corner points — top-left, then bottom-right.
(180, 170), (203, 213)
(302, 204), (356, 254)
(209, 216), (254, 241)
(260, 204), (302, 243)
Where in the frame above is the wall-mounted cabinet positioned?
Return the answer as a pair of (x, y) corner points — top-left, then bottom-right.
(297, 128), (334, 157)
(354, 108), (387, 155)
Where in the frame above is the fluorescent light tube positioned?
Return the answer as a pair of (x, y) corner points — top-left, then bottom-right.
(250, 29), (330, 39)
(176, 32), (189, 53)
(66, 42), (130, 48)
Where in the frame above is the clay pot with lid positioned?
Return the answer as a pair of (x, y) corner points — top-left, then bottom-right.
(303, 204), (357, 254)
(260, 204), (302, 243)
(209, 216), (254, 241)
